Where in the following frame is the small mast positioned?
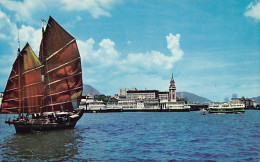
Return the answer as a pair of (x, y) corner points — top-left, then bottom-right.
(17, 22), (20, 55)
(41, 19), (46, 38)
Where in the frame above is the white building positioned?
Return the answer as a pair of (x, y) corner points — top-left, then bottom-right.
(85, 95), (106, 111)
(126, 90), (159, 100)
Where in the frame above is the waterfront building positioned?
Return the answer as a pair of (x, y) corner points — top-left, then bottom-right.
(126, 90), (159, 100)
(85, 95), (106, 111)
(79, 95), (87, 110)
(158, 91), (169, 100)
(83, 73), (190, 112)
(120, 88), (129, 97)
(231, 97), (257, 109)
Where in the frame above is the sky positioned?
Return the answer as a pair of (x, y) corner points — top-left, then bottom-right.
(0, 0), (259, 101)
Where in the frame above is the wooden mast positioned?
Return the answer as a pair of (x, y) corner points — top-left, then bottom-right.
(17, 24), (22, 119)
(18, 48), (21, 119)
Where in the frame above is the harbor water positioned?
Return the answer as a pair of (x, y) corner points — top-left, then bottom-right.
(0, 111), (259, 161)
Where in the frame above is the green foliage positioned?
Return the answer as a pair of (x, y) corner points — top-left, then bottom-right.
(94, 95), (118, 103)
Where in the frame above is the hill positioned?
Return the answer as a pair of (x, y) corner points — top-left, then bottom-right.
(250, 96), (260, 104)
(177, 92), (211, 103)
(82, 84), (101, 96)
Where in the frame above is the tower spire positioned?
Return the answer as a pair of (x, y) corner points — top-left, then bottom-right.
(169, 73), (177, 102)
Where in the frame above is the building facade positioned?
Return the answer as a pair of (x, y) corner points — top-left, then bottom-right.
(159, 91), (169, 100)
(126, 90), (159, 100)
(120, 88), (129, 97)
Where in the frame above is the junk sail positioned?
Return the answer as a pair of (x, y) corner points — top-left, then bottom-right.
(1, 44), (43, 114)
(39, 16), (83, 113)
(1, 55), (19, 113)
(22, 44), (44, 113)
(1, 16), (84, 133)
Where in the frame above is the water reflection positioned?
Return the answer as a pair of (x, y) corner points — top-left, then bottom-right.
(1, 129), (82, 161)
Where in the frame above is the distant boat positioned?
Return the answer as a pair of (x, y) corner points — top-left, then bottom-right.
(208, 103), (245, 114)
(1, 16), (84, 133)
(200, 108), (206, 115)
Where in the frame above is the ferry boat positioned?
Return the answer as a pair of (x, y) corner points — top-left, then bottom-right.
(166, 102), (191, 112)
(208, 103), (245, 114)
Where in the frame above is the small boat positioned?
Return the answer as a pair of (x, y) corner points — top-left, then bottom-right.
(200, 108), (206, 115)
(1, 16), (84, 133)
(208, 103), (245, 114)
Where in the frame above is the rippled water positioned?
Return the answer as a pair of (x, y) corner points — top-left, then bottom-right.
(0, 111), (259, 161)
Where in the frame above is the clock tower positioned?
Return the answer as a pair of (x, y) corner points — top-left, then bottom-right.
(169, 73), (177, 102)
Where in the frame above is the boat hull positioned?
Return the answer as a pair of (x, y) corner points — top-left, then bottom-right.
(13, 120), (78, 133)
(6, 109), (84, 133)
(208, 109), (245, 114)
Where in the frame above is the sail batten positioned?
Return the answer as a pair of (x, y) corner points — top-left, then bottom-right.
(46, 39), (76, 61)
(4, 88), (19, 92)
(23, 65), (44, 74)
(23, 95), (44, 99)
(45, 72), (82, 86)
(9, 75), (19, 80)
(46, 57), (81, 74)
(43, 86), (83, 98)
(23, 81), (43, 88)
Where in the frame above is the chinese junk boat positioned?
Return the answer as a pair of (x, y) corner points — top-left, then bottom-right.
(1, 16), (84, 133)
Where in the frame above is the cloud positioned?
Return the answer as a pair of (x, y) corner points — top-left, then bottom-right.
(78, 38), (120, 67)
(244, 0), (260, 20)
(0, 10), (42, 54)
(60, 0), (122, 18)
(78, 33), (184, 94)
(166, 33), (184, 62)
(0, 0), (122, 23)
(79, 33), (184, 73)
(125, 33), (184, 72)
(0, 10), (16, 41)
(0, 0), (45, 23)
(19, 25), (42, 54)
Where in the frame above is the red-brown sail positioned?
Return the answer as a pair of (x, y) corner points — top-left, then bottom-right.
(39, 16), (83, 112)
(1, 44), (44, 114)
(22, 43), (44, 113)
(1, 56), (19, 113)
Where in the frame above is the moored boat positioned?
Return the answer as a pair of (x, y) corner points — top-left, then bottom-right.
(1, 16), (84, 133)
(208, 103), (245, 114)
(166, 102), (191, 112)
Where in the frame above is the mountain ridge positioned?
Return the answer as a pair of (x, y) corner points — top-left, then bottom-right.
(250, 96), (260, 104)
(177, 91), (211, 103)
(82, 84), (101, 95)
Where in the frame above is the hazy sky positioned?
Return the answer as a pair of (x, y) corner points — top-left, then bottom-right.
(0, 0), (259, 101)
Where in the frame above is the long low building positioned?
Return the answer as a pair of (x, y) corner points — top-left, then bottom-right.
(126, 90), (159, 100)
